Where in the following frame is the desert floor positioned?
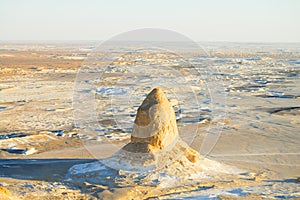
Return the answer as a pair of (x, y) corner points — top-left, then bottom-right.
(0, 42), (299, 199)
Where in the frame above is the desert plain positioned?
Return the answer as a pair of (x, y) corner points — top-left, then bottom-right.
(0, 41), (299, 199)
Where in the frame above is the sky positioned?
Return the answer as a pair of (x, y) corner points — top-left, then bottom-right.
(0, 0), (299, 42)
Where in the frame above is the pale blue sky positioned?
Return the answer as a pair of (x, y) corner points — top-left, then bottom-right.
(0, 0), (299, 42)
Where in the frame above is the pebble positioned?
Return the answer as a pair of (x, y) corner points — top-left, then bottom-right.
(252, 176), (261, 182)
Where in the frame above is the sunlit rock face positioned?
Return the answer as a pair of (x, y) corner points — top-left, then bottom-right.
(123, 87), (198, 163)
(131, 88), (179, 152)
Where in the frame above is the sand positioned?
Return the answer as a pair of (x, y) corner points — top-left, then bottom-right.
(0, 41), (299, 199)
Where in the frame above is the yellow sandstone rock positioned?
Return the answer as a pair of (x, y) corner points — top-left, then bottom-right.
(0, 186), (10, 200)
(127, 87), (198, 162)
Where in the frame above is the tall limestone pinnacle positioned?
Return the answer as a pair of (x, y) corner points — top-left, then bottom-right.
(122, 87), (199, 163)
(131, 88), (179, 152)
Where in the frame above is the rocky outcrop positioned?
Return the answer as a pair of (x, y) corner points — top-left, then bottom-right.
(130, 88), (179, 152)
(123, 88), (198, 163)
(67, 87), (241, 188)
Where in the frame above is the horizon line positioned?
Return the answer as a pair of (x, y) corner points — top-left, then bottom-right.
(1, 40), (300, 44)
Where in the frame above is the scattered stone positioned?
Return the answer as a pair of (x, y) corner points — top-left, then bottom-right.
(182, 146), (199, 163)
(252, 176), (261, 182)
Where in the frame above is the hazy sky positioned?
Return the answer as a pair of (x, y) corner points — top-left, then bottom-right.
(0, 0), (299, 42)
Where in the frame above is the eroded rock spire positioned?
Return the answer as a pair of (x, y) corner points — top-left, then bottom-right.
(121, 87), (199, 163)
(131, 88), (179, 152)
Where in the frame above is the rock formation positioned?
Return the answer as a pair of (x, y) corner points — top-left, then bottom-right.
(123, 88), (195, 160)
(67, 87), (241, 189)
(131, 88), (179, 152)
